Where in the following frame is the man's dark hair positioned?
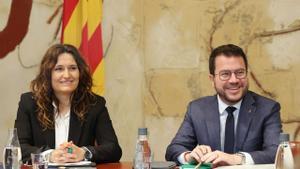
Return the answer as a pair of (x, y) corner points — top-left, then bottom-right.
(209, 44), (248, 75)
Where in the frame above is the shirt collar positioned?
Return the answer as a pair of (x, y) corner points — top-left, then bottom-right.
(52, 102), (70, 119)
(217, 95), (243, 115)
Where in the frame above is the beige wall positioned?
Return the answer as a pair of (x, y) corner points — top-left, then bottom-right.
(0, 0), (62, 161)
(1, 0), (300, 162)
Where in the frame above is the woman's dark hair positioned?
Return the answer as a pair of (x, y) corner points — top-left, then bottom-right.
(209, 44), (248, 75)
(31, 44), (95, 129)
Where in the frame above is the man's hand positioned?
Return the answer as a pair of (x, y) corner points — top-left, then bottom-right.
(184, 145), (212, 164)
(200, 150), (243, 167)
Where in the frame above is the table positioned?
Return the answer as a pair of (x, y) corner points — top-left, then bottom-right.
(96, 162), (274, 169)
(97, 162), (132, 169)
(216, 164), (274, 169)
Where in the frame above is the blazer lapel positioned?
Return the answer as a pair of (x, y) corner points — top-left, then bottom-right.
(68, 112), (82, 145)
(235, 92), (256, 151)
(42, 109), (55, 149)
(43, 128), (55, 148)
(205, 96), (221, 150)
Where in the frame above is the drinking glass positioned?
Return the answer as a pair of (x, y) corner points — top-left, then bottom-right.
(31, 153), (49, 169)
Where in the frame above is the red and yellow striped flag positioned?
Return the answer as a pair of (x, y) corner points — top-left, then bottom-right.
(62, 0), (104, 95)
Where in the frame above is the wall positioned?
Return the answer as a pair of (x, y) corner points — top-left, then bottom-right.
(0, 0), (61, 160)
(1, 0), (300, 162)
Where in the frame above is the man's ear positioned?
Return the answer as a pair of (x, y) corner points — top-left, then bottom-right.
(209, 74), (215, 87)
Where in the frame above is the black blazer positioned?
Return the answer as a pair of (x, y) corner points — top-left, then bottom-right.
(14, 92), (122, 163)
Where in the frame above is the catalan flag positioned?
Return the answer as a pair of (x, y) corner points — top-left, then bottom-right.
(62, 0), (104, 95)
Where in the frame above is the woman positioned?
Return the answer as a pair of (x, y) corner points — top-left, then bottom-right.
(14, 44), (122, 164)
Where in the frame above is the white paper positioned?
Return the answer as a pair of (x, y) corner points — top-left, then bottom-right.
(49, 161), (92, 167)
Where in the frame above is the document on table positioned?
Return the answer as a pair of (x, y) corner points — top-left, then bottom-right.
(49, 161), (95, 167)
(216, 164), (274, 169)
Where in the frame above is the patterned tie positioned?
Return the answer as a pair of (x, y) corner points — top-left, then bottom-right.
(224, 106), (237, 153)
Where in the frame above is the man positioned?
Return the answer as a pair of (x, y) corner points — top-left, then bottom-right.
(165, 44), (282, 167)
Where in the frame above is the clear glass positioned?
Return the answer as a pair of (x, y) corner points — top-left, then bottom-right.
(31, 153), (49, 169)
(3, 128), (22, 169)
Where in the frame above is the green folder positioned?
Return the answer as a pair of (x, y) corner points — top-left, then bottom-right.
(181, 163), (212, 169)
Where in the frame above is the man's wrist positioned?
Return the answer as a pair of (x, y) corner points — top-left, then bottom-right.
(235, 152), (245, 165)
(183, 152), (188, 161)
(184, 152), (198, 164)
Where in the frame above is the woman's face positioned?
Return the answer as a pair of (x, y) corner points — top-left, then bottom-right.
(51, 53), (80, 97)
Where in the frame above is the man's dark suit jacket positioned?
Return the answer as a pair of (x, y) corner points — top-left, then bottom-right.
(14, 92), (122, 164)
(165, 91), (282, 164)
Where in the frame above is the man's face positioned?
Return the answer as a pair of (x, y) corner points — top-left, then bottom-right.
(209, 54), (248, 105)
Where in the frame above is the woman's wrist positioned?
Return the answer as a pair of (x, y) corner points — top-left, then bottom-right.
(81, 147), (92, 161)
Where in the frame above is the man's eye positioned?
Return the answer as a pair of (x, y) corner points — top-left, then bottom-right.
(236, 70), (245, 76)
(236, 71), (243, 75)
(221, 72), (230, 76)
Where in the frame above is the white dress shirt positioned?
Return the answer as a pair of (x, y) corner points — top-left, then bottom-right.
(55, 110), (70, 148)
(42, 103), (70, 156)
(218, 95), (241, 152)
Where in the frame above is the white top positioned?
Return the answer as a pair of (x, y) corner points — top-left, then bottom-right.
(53, 102), (71, 148)
(42, 103), (71, 156)
(55, 111), (70, 148)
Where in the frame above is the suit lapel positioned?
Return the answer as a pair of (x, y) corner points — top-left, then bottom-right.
(68, 112), (82, 145)
(205, 96), (221, 150)
(235, 92), (256, 151)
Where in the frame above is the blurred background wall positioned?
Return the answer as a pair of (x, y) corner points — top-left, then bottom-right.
(1, 0), (300, 162)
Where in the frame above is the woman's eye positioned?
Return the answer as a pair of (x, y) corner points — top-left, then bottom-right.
(54, 67), (63, 71)
(69, 66), (78, 71)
